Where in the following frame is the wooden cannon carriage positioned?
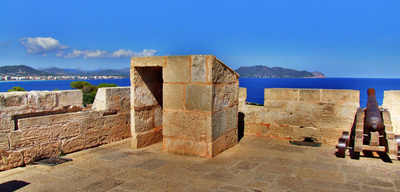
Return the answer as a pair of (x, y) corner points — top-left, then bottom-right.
(337, 88), (400, 159)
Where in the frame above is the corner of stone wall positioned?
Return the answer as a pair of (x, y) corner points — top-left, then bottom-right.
(383, 90), (400, 134)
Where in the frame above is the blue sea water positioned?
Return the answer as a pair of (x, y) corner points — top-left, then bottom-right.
(1, 78), (400, 107)
(239, 78), (400, 107)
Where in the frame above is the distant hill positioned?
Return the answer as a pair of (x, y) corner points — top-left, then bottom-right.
(40, 67), (130, 76)
(0, 65), (50, 76)
(235, 65), (325, 78)
(0, 65), (130, 77)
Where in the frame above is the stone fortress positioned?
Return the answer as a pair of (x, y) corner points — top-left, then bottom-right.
(1, 55), (400, 171)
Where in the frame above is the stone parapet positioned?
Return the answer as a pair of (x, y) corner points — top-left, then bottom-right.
(383, 90), (400, 134)
(240, 88), (359, 144)
(0, 87), (131, 171)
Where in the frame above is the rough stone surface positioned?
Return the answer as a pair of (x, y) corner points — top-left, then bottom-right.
(163, 84), (184, 110)
(185, 84), (212, 112)
(164, 56), (190, 83)
(191, 55), (207, 82)
(0, 88), (131, 171)
(383, 90), (400, 134)
(241, 88), (360, 144)
(131, 56), (165, 67)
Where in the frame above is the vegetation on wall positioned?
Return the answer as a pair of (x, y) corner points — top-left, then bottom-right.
(70, 81), (118, 105)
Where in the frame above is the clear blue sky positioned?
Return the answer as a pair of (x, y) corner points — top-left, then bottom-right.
(1, 1), (399, 78)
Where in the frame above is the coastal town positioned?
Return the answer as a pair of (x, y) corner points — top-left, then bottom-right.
(0, 75), (128, 81)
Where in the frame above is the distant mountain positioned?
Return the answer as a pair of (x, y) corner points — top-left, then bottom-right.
(39, 67), (130, 76)
(235, 65), (325, 78)
(0, 65), (130, 77)
(0, 65), (50, 76)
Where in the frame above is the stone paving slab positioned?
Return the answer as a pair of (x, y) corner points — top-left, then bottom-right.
(1, 136), (400, 192)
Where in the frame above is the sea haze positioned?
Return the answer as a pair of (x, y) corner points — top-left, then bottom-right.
(1, 78), (400, 107)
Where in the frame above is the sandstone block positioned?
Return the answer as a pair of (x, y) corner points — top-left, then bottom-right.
(321, 89), (359, 105)
(164, 56), (190, 83)
(0, 151), (24, 171)
(225, 128), (238, 149)
(133, 108), (154, 133)
(212, 128), (238, 157)
(163, 111), (210, 141)
(132, 128), (163, 149)
(131, 56), (165, 67)
(56, 90), (83, 107)
(85, 129), (111, 148)
(9, 128), (51, 149)
(163, 138), (210, 157)
(154, 106), (163, 127)
(133, 85), (160, 108)
(206, 55), (213, 82)
(211, 57), (238, 84)
(22, 141), (61, 164)
(50, 121), (81, 139)
(0, 117), (14, 132)
(299, 89), (320, 102)
(212, 110), (227, 140)
(61, 135), (86, 153)
(227, 106), (238, 130)
(244, 123), (269, 136)
(163, 84), (184, 110)
(191, 55), (207, 82)
(239, 87), (247, 102)
(185, 84), (212, 111)
(34, 91), (58, 110)
(0, 132), (9, 151)
(0, 92), (27, 108)
(265, 88), (298, 101)
(264, 100), (289, 109)
(82, 112), (105, 133)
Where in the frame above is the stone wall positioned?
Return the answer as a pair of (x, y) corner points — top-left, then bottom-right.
(0, 87), (131, 171)
(131, 55), (239, 158)
(382, 90), (400, 134)
(239, 88), (360, 144)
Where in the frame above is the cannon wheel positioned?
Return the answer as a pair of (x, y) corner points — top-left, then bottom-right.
(337, 131), (349, 158)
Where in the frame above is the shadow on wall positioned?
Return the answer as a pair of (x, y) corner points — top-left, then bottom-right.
(238, 112), (245, 141)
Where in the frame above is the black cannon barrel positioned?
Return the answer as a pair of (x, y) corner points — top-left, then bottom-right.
(365, 88), (384, 131)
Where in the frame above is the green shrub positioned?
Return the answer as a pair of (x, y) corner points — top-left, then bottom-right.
(8, 86), (26, 92)
(70, 81), (118, 105)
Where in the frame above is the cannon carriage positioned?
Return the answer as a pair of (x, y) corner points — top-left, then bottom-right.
(337, 88), (400, 159)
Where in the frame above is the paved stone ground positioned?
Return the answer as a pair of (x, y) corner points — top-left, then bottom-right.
(1, 136), (400, 192)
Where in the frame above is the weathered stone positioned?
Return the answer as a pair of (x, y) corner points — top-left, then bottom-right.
(212, 57), (238, 84)
(34, 91), (58, 110)
(133, 85), (159, 108)
(299, 89), (320, 102)
(0, 150), (24, 171)
(61, 135), (86, 153)
(163, 84), (184, 110)
(154, 106), (163, 127)
(22, 141), (61, 164)
(9, 128), (51, 149)
(164, 56), (190, 83)
(239, 87), (247, 101)
(185, 84), (212, 111)
(163, 138), (210, 157)
(85, 129), (111, 148)
(132, 128), (163, 149)
(321, 89), (359, 105)
(131, 56), (165, 67)
(227, 106), (238, 130)
(50, 121), (81, 139)
(383, 90), (400, 134)
(0, 132), (9, 151)
(0, 92), (27, 108)
(191, 55), (207, 82)
(163, 111), (210, 141)
(133, 108), (154, 133)
(212, 110), (227, 140)
(56, 90), (83, 107)
(0, 117), (14, 132)
(265, 88), (298, 101)
(293, 126), (321, 141)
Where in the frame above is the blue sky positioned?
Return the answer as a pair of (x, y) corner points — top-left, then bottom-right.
(0, 1), (399, 78)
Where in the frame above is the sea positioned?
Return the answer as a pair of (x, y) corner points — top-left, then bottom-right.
(1, 78), (400, 107)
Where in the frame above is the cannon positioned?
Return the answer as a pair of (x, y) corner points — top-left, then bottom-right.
(337, 88), (400, 159)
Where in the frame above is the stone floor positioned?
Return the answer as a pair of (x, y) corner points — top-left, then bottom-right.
(1, 136), (400, 192)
